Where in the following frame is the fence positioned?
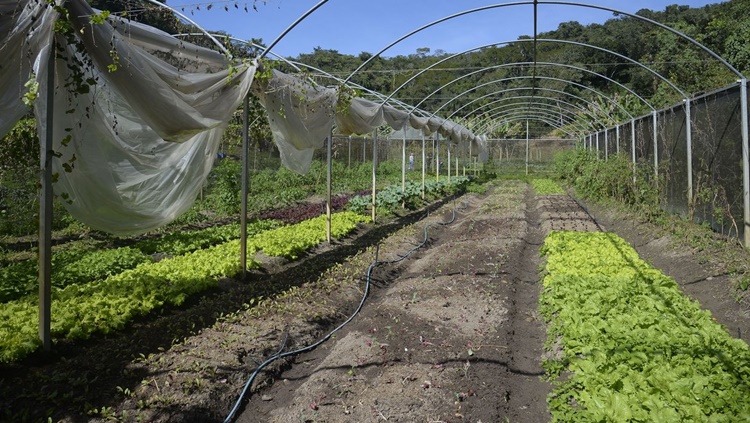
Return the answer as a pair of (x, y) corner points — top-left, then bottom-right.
(586, 82), (749, 242)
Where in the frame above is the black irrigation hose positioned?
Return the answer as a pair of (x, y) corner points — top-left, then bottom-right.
(223, 200), (466, 423)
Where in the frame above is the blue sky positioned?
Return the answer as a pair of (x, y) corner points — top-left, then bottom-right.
(166, 0), (722, 58)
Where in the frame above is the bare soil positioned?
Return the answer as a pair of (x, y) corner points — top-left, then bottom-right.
(1, 180), (749, 423)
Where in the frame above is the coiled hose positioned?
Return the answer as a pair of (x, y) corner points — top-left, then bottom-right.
(224, 200), (465, 423)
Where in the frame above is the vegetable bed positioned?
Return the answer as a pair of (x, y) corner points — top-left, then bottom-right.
(540, 231), (750, 422)
(0, 212), (369, 363)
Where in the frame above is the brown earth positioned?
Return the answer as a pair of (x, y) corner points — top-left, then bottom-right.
(1, 180), (749, 423)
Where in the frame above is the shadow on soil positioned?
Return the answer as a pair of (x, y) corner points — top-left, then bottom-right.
(0, 195), (461, 423)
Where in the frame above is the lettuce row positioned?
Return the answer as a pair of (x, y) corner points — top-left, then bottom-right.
(531, 178), (565, 195)
(0, 220), (280, 304)
(540, 231), (750, 422)
(0, 212), (368, 362)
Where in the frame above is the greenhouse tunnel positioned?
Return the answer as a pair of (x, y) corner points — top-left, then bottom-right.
(1, 1), (749, 415)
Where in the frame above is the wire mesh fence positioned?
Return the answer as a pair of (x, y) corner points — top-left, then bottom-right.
(590, 82), (748, 241)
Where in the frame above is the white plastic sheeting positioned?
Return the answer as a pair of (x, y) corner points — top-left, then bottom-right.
(252, 70), (336, 174)
(254, 71), (487, 174)
(2, 0), (485, 235)
(1, 0), (255, 235)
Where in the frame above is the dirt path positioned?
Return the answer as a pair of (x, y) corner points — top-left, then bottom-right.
(236, 181), (598, 422)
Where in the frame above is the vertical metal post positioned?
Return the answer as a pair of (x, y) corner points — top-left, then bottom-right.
(372, 131), (378, 223)
(447, 142), (452, 183)
(616, 124), (620, 155)
(240, 94), (250, 279)
(401, 132), (406, 208)
(326, 128), (332, 243)
(455, 156), (458, 177)
(525, 119), (529, 175)
(348, 135), (351, 168)
(468, 139), (472, 176)
(421, 133), (426, 200)
(631, 119), (637, 182)
(604, 128), (609, 160)
(653, 110), (659, 178)
(595, 131), (600, 158)
(436, 134), (440, 182)
(39, 40), (55, 353)
(740, 78), (750, 247)
(685, 98), (693, 207)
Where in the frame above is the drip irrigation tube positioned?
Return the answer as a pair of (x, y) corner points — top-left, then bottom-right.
(224, 200), (466, 423)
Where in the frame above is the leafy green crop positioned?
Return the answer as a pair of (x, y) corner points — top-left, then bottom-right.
(0, 212), (369, 362)
(531, 178), (565, 195)
(250, 212), (370, 259)
(0, 220), (279, 304)
(347, 177), (470, 215)
(0, 247), (151, 303)
(135, 219), (279, 256)
(0, 240), (253, 362)
(540, 231), (750, 422)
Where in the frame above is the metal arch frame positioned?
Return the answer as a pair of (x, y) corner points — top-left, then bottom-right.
(484, 105), (580, 128)
(140, 0), (231, 55)
(207, 0), (747, 244)
(384, 42), (660, 115)
(412, 60), (656, 113)
(481, 107), (586, 136)
(485, 110), (579, 133)
(468, 99), (588, 131)
(475, 101), (582, 125)
(488, 115), (579, 139)
(475, 96), (604, 132)
(473, 102), (589, 135)
(179, 34), (432, 117)
(465, 94), (606, 133)
(544, 1), (743, 78)
(338, 1), (744, 84)
(445, 86), (615, 133)
(438, 76), (634, 122)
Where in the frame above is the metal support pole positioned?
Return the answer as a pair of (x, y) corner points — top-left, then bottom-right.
(616, 124), (620, 155)
(421, 134), (426, 200)
(604, 128), (609, 160)
(436, 134), (440, 182)
(525, 120), (529, 175)
(456, 156), (458, 177)
(348, 135), (351, 168)
(372, 131), (378, 223)
(326, 128), (332, 243)
(447, 143), (452, 183)
(240, 94), (250, 280)
(631, 119), (637, 182)
(685, 98), (693, 207)
(595, 132), (600, 158)
(740, 78), (750, 247)
(401, 133), (406, 208)
(39, 40), (55, 353)
(653, 110), (659, 179)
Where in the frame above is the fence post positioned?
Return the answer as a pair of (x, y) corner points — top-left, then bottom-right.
(525, 120), (530, 175)
(685, 99), (693, 207)
(326, 128), (332, 243)
(616, 124), (620, 155)
(372, 130), (378, 222)
(631, 119), (637, 182)
(740, 78), (750, 247)
(595, 131), (600, 158)
(604, 128), (609, 160)
(653, 110), (659, 179)
(240, 94), (250, 279)
(39, 40), (55, 353)
(421, 133), (426, 200)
